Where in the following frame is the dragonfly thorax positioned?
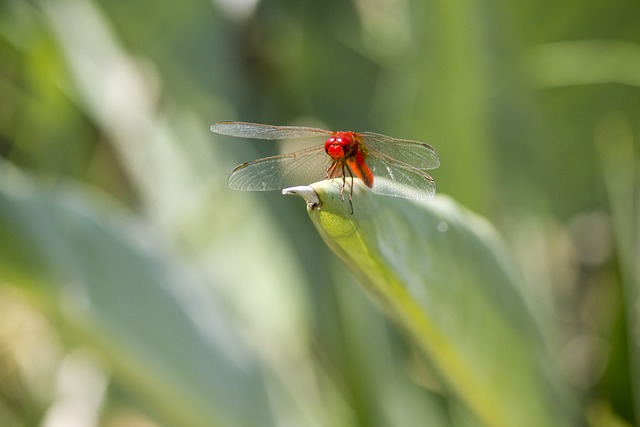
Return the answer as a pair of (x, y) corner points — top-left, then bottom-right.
(325, 132), (360, 161)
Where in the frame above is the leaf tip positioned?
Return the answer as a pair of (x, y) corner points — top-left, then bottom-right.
(282, 185), (321, 210)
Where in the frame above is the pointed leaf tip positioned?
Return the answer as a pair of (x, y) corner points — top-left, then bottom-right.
(282, 185), (320, 210)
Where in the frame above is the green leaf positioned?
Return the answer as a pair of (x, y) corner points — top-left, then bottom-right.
(288, 179), (576, 427)
(0, 163), (274, 427)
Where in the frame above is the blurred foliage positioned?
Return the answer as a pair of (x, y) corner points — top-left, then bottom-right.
(0, 0), (639, 426)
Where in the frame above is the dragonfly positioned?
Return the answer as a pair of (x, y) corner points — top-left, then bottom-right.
(210, 121), (439, 211)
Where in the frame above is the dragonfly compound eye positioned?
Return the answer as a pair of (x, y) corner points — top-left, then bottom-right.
(325, 133), (359, 160)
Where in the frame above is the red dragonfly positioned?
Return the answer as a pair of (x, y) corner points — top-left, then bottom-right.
(211, 121), (439, 209)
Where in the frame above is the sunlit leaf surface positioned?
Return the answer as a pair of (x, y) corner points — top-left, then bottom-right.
(300, 179), (576, 427)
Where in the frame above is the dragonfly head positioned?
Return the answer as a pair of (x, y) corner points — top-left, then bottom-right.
(325, 131), (360, 160)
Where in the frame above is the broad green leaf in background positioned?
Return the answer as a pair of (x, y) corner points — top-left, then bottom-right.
(0, 163), (273, 427)
(286, 179), (577, 427)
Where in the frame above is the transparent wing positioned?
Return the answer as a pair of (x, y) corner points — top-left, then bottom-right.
(228, 146), (333, 191)
(360, 131), (440, 170)
(366, 151), (436, 200)
(211, 121), (332, 140)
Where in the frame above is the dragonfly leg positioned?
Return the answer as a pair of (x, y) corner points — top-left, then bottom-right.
(326, 161), (353, 214)
(348, 174), (354, 215)
(324, 161), (339, 181)
(340, 163), (347, 201)
(342, 163), (354, 215)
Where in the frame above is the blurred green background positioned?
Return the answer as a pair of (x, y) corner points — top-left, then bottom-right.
(0, 0), (639, 426)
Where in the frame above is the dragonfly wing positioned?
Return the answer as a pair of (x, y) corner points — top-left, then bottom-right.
(211, 121), (332, 140)
(366, 151), (436, 200)
(228, 146), (333, 191)
(360, 132), (440, 170)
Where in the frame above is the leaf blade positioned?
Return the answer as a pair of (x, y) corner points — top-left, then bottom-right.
(301, 180), (575, 427)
